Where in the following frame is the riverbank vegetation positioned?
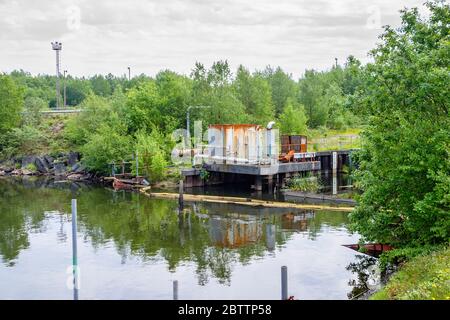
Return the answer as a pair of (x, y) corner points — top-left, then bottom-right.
(285, 174), (321, 193)
(371, 247), (450, 300)
(349, 1), (449, 271)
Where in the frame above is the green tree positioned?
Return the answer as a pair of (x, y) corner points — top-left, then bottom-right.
(0, 74), (23, 135)
(80, 121), (133, 174)
(259, 66), (296, 116)
(234, 65), (274, 125)
(90, 75), (112, 97)
(278, 99), (308, 135)
(23, 96), (46, 126)
(133, 128), (169, 182)
(65, 80), (92, 106)
(191, 61), (248, 126)
(350, 1), (450, 249)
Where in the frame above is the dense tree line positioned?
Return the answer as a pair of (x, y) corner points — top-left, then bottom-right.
(0, 57), (363, 175)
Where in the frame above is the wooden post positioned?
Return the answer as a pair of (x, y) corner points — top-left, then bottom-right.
(281, 266), (288, 300)
(179, 180), (184, 211)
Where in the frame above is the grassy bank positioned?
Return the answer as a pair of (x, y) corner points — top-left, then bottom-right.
(307, 127), (363, 151)
(371, 247), (450, 300)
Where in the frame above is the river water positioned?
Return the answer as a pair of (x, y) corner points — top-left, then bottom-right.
(0, 176), (377, 300)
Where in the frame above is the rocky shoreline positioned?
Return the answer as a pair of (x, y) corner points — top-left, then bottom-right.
(0, 152), (96, 182)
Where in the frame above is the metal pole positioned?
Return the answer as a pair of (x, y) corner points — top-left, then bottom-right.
(63, 70), (67, 108)
(56, 50), (60, 109)
(281, 266), (288, 300)
(71, 199), (79, 300)
(173, 280), (178, 300)
(179, 180), (184, 211)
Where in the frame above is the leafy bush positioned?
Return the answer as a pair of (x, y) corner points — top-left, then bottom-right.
(80, 124), (132, 174)
(350, 2), (450, 248)
(133, 129), (168, 182)
(23, 96), (45, 126)
(0, 125), (44, 157)
(25, 163), (37, 172)
(278, 99), (308, 135)
(0, 74), (23, 135)
(286, 174), (321, 192)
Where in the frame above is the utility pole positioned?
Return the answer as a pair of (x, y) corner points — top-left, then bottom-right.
(128, 67), (131, 81)
(335, 57), (338, 68)
(63, 70), (67, 108)
(51, 41), (62, 109)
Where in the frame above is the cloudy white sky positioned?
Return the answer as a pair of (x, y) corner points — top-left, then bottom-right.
(0, 0), (427, 79)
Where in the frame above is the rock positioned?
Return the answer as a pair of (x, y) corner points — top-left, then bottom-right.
(11, 169), (22, 175)
(43, 155), (55, 169)
(21, 169), (33, 175)
(21, 156), (37, 169)
(0, 170), (5, 176)
(67, 152), (80, 166)
(67, 173), (86, 181)
(35, 157), (49, 173)
(54, 163), (67, 176)
(4, 167), (14, 173)
(71, 163), (86, 173)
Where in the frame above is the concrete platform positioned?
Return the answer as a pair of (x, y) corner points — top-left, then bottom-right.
(203, 161), (321, 176)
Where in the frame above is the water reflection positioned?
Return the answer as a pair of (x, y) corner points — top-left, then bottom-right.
(0, 177), (368, 299)
(346, 255), (379, 300)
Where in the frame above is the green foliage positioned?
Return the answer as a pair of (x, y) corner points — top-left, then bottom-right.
(259, 66), (296, 116)
(0, 74), (23, 135)
(65, 80), (92, 106)
(24, 163), (37, 172)
(133, 129), (168, 182)
(278, 98), (308, 135)
(90, 75), (112, 97)
(350, 1), (450, 247)
(1, 125), (44, 157)
(23, 96), (45, 126)
(65, 94), (124, 146)
(199, 168), (210, 181)
(191, 61), (248, 125)
(80, 123), (132, 174)
(286, 174), (321, 192)
(371, 246), (450, 300)
(234, 65), (275, 125)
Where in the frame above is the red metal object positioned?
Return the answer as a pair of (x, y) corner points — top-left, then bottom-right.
(112, 178), (134, 190)
(343, 243), (393, 257)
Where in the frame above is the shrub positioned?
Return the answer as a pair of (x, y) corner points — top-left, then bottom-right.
(133, 128), (168, 182)
(286, 174), (321, 192)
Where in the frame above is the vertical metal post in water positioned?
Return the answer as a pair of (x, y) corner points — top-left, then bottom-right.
(71, 199), (79, 300)
(281, 266), (288, 300)
(173, 280), (179, 300)
(178, 180), (184, 211)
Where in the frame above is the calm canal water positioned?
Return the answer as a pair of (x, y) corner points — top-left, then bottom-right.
(0, 177), (376, 300)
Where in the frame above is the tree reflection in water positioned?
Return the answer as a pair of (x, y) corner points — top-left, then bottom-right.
(0, 177), (352, 287)
(346, 254), (380, 299)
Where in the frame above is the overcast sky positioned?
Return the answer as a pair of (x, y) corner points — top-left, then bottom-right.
(0, 0), (427, 79)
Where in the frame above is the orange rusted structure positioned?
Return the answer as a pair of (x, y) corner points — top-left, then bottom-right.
(207, 124), (278, 164)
